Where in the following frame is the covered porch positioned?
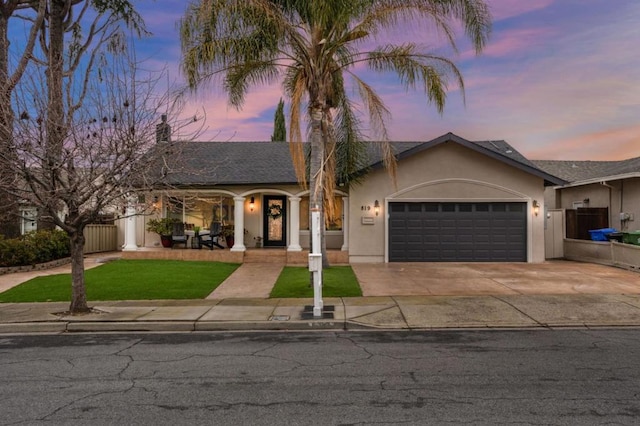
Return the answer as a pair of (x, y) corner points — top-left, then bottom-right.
(123, 188), (349, 254)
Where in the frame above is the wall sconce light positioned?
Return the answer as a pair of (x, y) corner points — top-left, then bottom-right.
(532, 200), (540, 216)
(374, 200), (380, 216)
(152, 195), (159, 210)
(249, 196), (255, 212)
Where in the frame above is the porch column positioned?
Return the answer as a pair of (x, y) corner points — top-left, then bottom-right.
(341, 196), (349, 251)
(231, 196), (246, 252)
(288, 196), (302, 251)
(122, 198), (138, 251)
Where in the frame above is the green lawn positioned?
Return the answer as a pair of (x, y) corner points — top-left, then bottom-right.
(0, 259), (240, 303)
(270, 266), (362, 298)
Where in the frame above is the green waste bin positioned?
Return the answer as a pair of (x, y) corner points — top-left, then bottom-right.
(622, 231), (640, 245)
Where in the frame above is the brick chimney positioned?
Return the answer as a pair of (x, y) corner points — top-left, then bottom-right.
(156, 114), (171, 143)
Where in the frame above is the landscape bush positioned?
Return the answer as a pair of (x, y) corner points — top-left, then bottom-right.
(0, 230), (70, 267)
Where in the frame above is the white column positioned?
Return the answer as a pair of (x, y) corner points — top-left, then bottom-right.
(341, 196), (349, 251)
(122, 199), (137, 251)
(231, 196), (246, 252)
(288, 196), (302, 251)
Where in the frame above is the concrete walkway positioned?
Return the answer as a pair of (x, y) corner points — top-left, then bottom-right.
(207, 263), (284, 299)
(3, 293), (640, 334)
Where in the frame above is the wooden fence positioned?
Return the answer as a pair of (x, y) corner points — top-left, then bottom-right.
(83, 224), (118, 253)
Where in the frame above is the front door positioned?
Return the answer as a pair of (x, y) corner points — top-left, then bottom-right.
(263, 195), (287, 247)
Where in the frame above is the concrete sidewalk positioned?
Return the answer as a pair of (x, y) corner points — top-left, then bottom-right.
(2, 293), (640, 334)
(3, 255), (640, 334)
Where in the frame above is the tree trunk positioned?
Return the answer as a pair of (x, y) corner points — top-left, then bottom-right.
(309, 105), (326, 261)
(0, 13), (19, 238)
(308, 105), (326, 286)
(47, 0), (66, 162)
(69, 228), (90, 313)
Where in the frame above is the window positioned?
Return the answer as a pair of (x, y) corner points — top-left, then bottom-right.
(299, 196), (343, 230)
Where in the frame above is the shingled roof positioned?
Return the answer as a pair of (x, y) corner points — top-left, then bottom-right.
(157, 133), (565, 187)
(533, 157), (640, 184)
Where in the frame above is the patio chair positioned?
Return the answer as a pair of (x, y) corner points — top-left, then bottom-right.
(171, 222), (188, 249)
(201, 222), (224, 250)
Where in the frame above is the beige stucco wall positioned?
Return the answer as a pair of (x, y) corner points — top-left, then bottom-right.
(621, 178), (640, 232)
(348, 142), (547, 263)
(557, 183), (611, 211)
(555, 179), (640, 231)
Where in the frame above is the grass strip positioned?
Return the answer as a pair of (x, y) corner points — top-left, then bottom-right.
(0, 259), (239, 303)
(270, 266), (362, 298)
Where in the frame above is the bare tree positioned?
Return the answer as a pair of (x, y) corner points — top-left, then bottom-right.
(0, 0), (46, 236)
(0, 49), (201, 313)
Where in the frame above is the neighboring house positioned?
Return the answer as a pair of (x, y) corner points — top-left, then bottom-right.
(534, 157), (640, 239)
(127, 133), (564, 263)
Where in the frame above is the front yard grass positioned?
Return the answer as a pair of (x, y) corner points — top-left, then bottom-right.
(270, 266), (362, 298)
(0, 259), (240, 303)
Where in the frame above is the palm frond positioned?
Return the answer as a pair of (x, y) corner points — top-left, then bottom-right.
(284, 66), (308, 188)
(364, 44), (465, 111)
(224, 61), (280, 108)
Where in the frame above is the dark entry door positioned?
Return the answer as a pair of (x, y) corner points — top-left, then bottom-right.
(263, 195), (287, 247)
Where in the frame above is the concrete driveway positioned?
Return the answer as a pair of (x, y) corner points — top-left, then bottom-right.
(351, 260), (640, 297)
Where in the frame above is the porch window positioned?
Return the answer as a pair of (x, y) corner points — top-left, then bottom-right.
(299, 196), (343, 231)
(165, 195), (234, 229)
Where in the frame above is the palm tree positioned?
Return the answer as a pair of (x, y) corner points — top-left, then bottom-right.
(180, 0), (491, 262)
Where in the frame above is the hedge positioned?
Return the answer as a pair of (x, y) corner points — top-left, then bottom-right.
(0, 230), (71, 267)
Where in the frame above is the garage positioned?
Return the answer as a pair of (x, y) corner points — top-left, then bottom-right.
(389, 202), (527, 262)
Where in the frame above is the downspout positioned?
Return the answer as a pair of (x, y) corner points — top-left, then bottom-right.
(600, 181), (614, 228)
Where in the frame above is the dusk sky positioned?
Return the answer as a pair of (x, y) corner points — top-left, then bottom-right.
(89, 1), (640, 161)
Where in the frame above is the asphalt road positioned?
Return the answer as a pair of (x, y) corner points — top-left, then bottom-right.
(1, 330), (640, 425)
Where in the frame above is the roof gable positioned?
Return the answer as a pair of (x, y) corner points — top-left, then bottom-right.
(157, 133), (565, 187)
(368, 133), (566, 186)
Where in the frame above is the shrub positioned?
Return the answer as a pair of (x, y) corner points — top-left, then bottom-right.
(0, 230), (70, 267)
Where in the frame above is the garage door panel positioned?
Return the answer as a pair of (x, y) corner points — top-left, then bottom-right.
(389, 202), (527, 262)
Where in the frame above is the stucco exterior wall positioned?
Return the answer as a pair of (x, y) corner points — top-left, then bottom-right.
(348, 142), (547, 263)
(556, 180), (638, 231)
(557, 183), (611, 211)
(621, 178), (640, 232)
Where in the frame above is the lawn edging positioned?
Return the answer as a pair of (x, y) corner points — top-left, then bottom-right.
(0, 257), (71, 276)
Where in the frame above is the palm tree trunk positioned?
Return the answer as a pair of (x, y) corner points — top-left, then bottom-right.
(309, 106), (324, 239)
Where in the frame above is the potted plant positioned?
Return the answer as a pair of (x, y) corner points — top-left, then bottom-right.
(192, 226), (201, 249)
(146, 217), (177, 248)
(254, 236), (263, 248)
(221, 224), (235, 248)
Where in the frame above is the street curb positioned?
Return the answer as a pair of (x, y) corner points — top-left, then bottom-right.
(0, 322), (68, 334)
(195, 320), (346, 331)
(66, 321), (197, 332)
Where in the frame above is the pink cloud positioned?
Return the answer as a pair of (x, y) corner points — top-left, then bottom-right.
(177, 82), (285, 141)
(486, 0), (556, 21)
(525, 125), (640, 161)
(478, 27), (555, 58)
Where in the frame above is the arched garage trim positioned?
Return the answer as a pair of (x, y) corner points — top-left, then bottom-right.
(385, 179), (534, 263)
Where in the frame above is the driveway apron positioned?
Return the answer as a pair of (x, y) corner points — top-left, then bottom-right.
(351, 261), (640, 297)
